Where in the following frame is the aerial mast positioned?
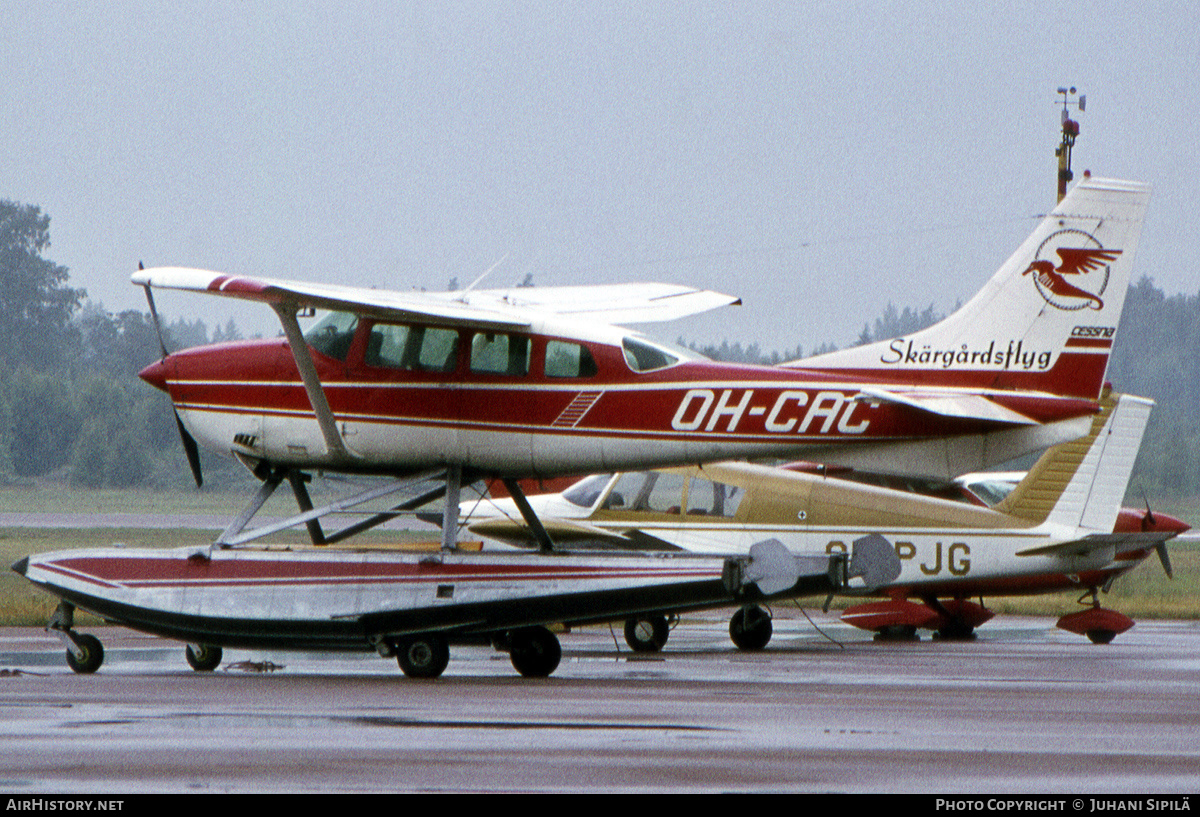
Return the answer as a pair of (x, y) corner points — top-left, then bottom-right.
(1056, 86), (1086, 203)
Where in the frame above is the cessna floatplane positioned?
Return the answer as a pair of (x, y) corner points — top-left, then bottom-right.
(12, 175), (1153, 677)
(465, 390), (1187, 648)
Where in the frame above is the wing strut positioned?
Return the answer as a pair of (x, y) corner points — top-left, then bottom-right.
(442, 465), (461, 552)
(272, 304), (353, 463)
(502, 478), (555, 553)
(217, 469), (447, 547)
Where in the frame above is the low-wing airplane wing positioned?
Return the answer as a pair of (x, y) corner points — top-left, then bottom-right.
(131, 266), (740, 329)
(468, 516), (653, 548)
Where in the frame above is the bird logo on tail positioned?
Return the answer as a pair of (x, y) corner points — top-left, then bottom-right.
(1022, 229), (1122, 311)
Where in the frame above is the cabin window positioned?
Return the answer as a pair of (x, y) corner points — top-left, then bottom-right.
(611, 471), (687, 514)
(364, 323), (459, 372)
(686, 477), (744, 518)
(304, 311), (359, 362)
(622, 337), (679, 372)
(545, 340), (598, 378)
(470, 332), (530, 376)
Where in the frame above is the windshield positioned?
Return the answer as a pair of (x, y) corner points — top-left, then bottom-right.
(622, 337), (684, 372)
(303, 311), (359, 361)
(562, 474), (614, 508)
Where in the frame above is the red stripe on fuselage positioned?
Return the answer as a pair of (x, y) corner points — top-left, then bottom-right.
(38, 555), (718, 589)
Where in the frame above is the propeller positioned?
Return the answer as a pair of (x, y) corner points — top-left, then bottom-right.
(140, 263), (204, 487)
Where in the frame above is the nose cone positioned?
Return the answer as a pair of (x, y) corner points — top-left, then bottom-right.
(139, 357), (172, 392)
(1148, 512), (1191, 536)
(1117, 508), (1192, 535)
(11, 556), (28, 576)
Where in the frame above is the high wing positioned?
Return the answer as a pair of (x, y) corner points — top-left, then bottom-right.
(131, 266), (740, 330)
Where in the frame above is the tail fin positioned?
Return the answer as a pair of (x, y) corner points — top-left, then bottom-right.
(997, 389), (1153, 530)
(789, 176), (1150, 400)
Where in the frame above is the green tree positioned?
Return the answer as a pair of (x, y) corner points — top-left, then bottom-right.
(0, 201), (85, 368)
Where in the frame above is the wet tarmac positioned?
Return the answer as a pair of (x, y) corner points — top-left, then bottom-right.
(2, 611), (1199, 793)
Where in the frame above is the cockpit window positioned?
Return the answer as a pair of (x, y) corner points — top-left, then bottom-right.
(304, 311), (359, 361)
(622, 337), (680, 372)
(562, 473), (614, 508)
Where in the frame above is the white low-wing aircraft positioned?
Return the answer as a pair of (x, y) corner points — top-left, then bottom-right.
(463, 389), (1187, 648)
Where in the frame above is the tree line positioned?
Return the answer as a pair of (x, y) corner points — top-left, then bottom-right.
(2, 198), (1198, 499)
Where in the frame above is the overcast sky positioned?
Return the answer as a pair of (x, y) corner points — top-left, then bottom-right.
(5, 1), (1197, 352)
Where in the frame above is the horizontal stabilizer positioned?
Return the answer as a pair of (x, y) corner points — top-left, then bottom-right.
(1016, 530), (1181, 558)
(853, 388), (1038, 425)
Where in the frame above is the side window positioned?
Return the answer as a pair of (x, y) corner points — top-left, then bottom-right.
(364, 323), (458, 372)
(625, 472), (686, 514)
(365, 323), (411, 368)
(471, 332), (530, 376)
(686, 478), (744, 518)
(545, 340), (598, 378)
(417, 327), (460, 372)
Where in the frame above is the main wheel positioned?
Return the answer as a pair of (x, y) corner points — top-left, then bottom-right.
(185, 644), (223, 671)
(396, 635), (450, 678)
(66, 633), (104, 674)
(1086, 629), (1118, 645)
(624, 615), (669, 652)
(509, 626), (562, 678)
(933, 621), (976, 641)
(729, 605), (773, 651)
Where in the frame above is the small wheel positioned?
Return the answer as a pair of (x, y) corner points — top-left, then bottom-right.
(729, 605), (773, 651)
(66, 633), (104, 674)
(873, 625), (920, 641)
(396, 635), (450, 678)
(1086, 629), (1118, 645)
(509, 626), (562, 678)
(185, 644), (223, 671)
(624, 615), (669, 652)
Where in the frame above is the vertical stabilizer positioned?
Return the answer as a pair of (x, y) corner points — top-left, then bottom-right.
(996, 390), (1153, 531)
(788, 177), (1150, 400)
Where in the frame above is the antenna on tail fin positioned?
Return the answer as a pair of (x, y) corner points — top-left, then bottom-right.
(1056, 86), (1086, 203)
